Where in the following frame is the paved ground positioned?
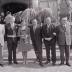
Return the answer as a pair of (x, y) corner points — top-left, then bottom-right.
(0, 43), (72, 72)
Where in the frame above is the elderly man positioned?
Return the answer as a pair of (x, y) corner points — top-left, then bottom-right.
(56, 16), (71, 66)
(4, 11), (15, 24)
(41, 17), (56, 65)
(5, 13), (18, 65)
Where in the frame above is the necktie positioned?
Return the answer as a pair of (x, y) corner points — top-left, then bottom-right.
(33, 25), (37, 33)
(47, 25), (50, 33)
(11, 23), (15, 30)
(63, 25), (66, 32)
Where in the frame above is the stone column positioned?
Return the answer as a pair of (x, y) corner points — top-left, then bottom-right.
(31, 0), (39, 8)
(0, 0), (2, 13)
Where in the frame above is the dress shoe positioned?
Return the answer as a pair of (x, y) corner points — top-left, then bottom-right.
(66, 63), (71, 66)
(35, 58), (39, 61)
(45, 61), (50, 64)
(36, 59), (39, 62)
(59, 62), (64, 65)
(34, 59), (39, 63)
(52, 62), (56, 65)
(8, 62), (12, 65)
(14, 62), (18, 64)
(23, 61), (27, 64)
(0, 64), (4, 67)
(39, 62), (44, 67)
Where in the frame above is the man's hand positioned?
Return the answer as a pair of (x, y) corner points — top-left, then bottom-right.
(45, 38), (52, 41)
(53, 32), (56, 36)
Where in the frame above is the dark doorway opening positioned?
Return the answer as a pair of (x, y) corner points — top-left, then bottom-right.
(2, 2), (28, 14)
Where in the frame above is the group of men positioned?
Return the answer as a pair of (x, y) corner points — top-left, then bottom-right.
(30, 16), (71, 67)
(4, 10), (71, 67)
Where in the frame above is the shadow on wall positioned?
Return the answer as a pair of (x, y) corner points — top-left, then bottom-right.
(2, 2), (28, 14)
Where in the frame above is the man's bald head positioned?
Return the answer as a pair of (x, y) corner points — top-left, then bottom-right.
(44, 17), (51, 25)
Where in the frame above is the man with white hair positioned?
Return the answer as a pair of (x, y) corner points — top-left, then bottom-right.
(42, 17), (56, 65)
(4, 11), (15, 24)
(5, 13), (19, 65)
(56, 16), (71, 66)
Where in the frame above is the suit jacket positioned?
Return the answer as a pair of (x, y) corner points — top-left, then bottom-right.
(6, 23), (18, 35)
(56, 23), (71, 45)
(5, 23), (19, 42)
(29, 25), (42, 48)
(41, 24), (56, 42)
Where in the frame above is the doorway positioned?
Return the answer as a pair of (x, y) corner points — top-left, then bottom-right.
(2, 2), (28, 14)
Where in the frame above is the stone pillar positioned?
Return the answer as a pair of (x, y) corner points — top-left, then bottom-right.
(0, 0), (3, 13)
(31, 0), (39, 8)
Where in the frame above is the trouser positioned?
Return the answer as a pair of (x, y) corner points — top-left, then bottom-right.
(0, 44), (3, 64)
(44, 39), (56, 63)
(7, 37), (18, 62)
(32, 40), (42, 63)
(59, 45), (70, 63)
(36, 42), (42, 63)
(32, 42), (39, 59)
(30, 27), (42, 63)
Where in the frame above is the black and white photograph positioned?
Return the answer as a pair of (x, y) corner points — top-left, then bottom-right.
(0, 0), (72, 72)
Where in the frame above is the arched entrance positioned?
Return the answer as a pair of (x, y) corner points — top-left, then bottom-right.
(2, 2), (28, 14)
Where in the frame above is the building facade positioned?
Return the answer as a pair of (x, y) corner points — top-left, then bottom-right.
(0, 0), (71, 18)
(0, 0), (57, 13)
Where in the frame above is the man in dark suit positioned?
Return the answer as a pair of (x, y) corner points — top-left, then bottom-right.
(56, 16), (71, 66)
(41, 17), (56, 65)
(5, 19), (19, 64)
(29, 19), (43, 67)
